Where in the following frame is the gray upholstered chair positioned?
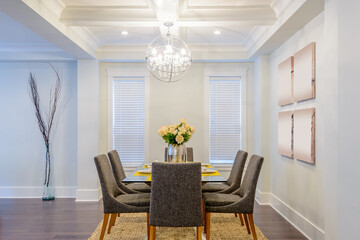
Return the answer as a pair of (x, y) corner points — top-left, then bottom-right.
(164, 147), (194, 162)
(108, 150), (151, 193)
(94, 154), (151, 240)
(149, 162), (203, 240)
(203, 155), (264, 240)
(202, 150), (248, 194)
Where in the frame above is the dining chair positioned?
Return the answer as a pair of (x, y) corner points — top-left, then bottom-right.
(164, 147), (194, 162)
(203, 154), (264, 240)
(202, 150), (248, 193)
(108, 150), (151, 193)
(149, 162), (203, 240)
(94, 154), (151, 240)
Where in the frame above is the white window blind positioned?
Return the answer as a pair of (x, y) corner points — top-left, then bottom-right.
(113, 77), (145, 165)
(209, 76), (242, 164)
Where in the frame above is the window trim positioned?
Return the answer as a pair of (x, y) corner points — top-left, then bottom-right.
(203, 67), (248, 168)
(107, 67), (150, 168)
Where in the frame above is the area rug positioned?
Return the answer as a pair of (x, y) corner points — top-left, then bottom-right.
(89, 213), (268, 240)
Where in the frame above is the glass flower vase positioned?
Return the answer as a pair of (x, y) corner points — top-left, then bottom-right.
(167, 144), (187, 162)
(42, 144), (55, 201)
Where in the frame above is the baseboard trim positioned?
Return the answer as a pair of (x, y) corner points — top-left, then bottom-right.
(269, 193), (325, 240)
(75, 187), (101, 202)
(0, 186), (76, 198)
(255, 189), (271, 205)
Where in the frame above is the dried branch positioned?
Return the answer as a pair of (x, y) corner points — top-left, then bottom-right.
(28, 64), (64, 188)
(29, 72), (48, 145)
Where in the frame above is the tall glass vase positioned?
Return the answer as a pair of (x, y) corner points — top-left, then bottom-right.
(167, 144), (187, 162)
(43, 144), (55, 201)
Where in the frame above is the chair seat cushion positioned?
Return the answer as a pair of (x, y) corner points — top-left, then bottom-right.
(116, 193), (151, 207)
(203, 193), (241, 207)
(202, 182), (229, 192)
(126, 183), (151, 193)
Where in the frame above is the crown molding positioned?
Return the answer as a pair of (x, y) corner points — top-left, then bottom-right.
(96, 43), (249, 61)
(271, 0), (296, 17)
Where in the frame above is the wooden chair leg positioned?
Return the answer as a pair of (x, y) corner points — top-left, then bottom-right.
(112, 213), (117, 226)
(117, 213), (120, 217)
(239, 213), (245, 226)
(107, 214), (117, 234)
(205, 212), (211, 240)
(196, 226), (202, 240)
(100, 213), (110, 240)
(202, 198), (206, 233)
(234, 213), (237, 217)
(248, 214), (257, 240)
(149, 225), (156, 240)
(243, 214), (251, 234)
(147, 213), (150, 240)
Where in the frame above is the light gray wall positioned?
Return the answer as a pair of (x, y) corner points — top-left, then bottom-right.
(336, 1), (360, 239)
(99, 62), (254, 175)
(267, 12), (325, 237)
(0, 62), (77, 197)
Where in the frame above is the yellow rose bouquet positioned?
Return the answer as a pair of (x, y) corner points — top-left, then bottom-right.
(157, 118), (195, 145)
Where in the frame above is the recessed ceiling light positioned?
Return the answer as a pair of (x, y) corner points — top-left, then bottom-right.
(214, 30), (221, 35)
(121, 31), (128, 35)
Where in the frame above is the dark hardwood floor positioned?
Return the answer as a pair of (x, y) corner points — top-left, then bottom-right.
(0, 199), (307, 240)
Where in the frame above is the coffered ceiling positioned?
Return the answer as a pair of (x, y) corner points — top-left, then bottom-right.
(0, 0), (324, 61)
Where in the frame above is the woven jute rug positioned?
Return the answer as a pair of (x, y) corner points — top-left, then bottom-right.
(89, 213), (268, 240)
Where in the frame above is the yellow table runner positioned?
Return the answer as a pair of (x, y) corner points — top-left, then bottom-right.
(134, 164), (219, 181)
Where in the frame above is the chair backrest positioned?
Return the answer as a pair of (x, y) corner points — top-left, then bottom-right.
(233, 154), (264, 201)
(94, 154), (124, 211)
(227, 150), (248, 186)
(108, 150), (127, 182)
(164, 147), (194, 162)
(149, 162), (202, 227)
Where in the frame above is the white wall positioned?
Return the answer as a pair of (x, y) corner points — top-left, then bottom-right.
(76, 60), (101, 201)
(99, 62), (254, 176)
(265, 13), (326, 239)
(0, 62), (77, 197)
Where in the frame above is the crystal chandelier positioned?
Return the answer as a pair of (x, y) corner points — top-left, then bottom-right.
(146, 22), (192, 83)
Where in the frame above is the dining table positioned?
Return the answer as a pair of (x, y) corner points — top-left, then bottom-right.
(122, 162), (227, 184)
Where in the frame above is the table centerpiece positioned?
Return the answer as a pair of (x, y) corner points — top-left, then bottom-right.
(157, 118), (195, 162)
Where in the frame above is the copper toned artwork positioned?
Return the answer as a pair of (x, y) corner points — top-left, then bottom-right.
(293, 42), (316, 102)
(293, 108), (315, 163)
(278, 111), (294, 157)
(278, 56), (294, 105)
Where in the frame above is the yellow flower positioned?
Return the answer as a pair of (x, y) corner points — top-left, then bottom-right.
(190, 126), (195, 133)
(161, 126), (168, 134)
(178, 126), (186, 133)
(169, 127), (177, 135)
(175, 134), (184, 144)
(180, 118), (186, 124)
(184, 123), (190, 130)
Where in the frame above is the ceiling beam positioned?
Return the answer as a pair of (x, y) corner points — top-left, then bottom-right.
(248, 0), (324, 59)
(59, 5), (276, 27)
(148, 0), (179, 36)
(61, 19), (275, 27)
(0, 0), (99, 59)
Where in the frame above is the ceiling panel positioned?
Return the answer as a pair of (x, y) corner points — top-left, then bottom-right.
(61, 0), (149, 7)
(186, 0), (273, 7)
(87, 26), (158, 44)
(182, 26), (254, 44)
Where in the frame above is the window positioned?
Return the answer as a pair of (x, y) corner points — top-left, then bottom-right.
(209, 76), (242, 164)
(112, 77), (145, 165)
